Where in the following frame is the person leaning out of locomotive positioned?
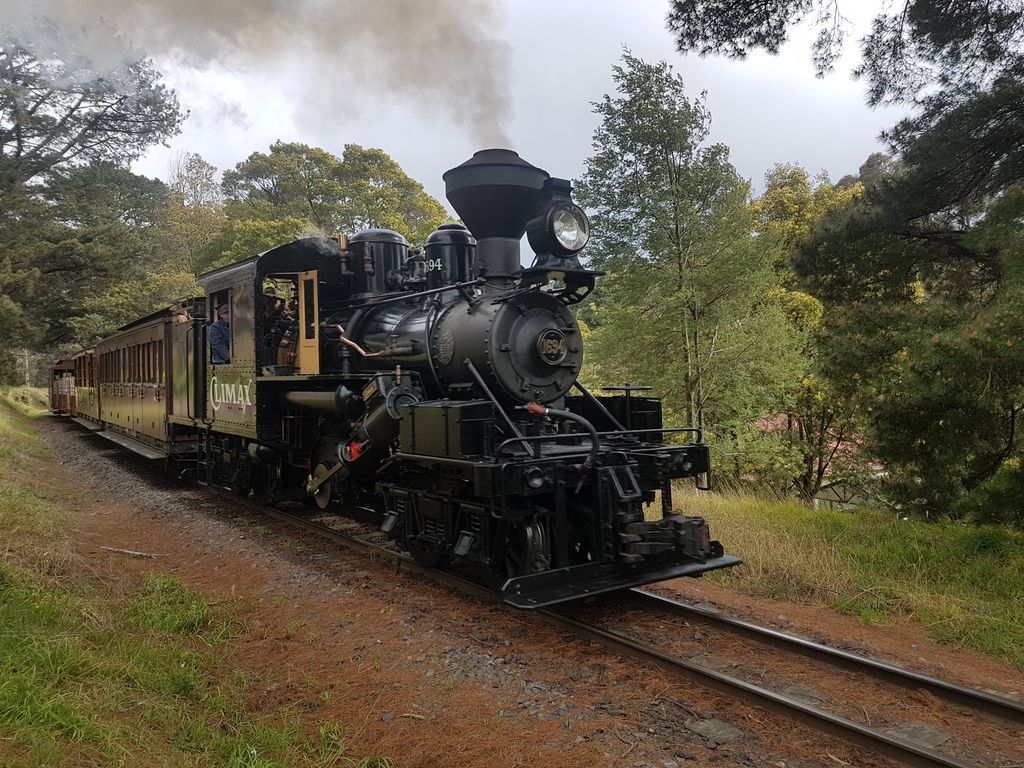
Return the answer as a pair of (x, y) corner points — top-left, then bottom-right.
(258, 286), (278, 366)
(209, 303), (231, 364)
(259, 285), (297, 369)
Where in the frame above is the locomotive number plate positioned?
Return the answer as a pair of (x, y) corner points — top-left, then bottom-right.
(537, 329), (568, 365)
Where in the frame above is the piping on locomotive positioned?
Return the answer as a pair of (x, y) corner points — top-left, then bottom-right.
(53, 149), (740, 608)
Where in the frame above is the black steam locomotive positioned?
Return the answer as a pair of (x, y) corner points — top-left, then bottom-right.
(55, 150), (739, 608)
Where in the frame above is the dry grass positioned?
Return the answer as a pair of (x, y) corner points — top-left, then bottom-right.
(672, 487), (1024, 667)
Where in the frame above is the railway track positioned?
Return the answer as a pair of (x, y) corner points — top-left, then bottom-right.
(249, 502), (1022, 768)
(628, 588), (1024, 723)
(72, 424), (1021, 768)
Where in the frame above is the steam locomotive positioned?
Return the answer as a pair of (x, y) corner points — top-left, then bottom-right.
(52, 149), (739, 608)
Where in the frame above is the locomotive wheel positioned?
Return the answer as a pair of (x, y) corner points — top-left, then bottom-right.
(301, 440), (340, 509)
(311, 463), (333, 510)
(231, 465), (252, 497)
(250, 468), (271, 505)
(504, 519), (551, 577)
(409, 537), (445, 568)
(229, 454), (251, 497)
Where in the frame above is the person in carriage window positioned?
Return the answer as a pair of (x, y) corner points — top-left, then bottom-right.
(210, 303), (231, 364)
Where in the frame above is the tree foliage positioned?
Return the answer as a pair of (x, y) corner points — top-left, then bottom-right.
(576, 53), (805, 488)
(164, 152), (227, 277)
(0, 22), (182, 380)
(667, 1), (1024, 524)
(666, 1), (1024, 102)
(668, 2), (1024, 218)
(222, 141), (447, 243)
(211, 216), (312, 269)
(753, 165), (867, 500)
(797, 174), (1024, 521)
(666, 0), (848, 73)
(35, 165), (168, 344)
(0, 23), (182, 197)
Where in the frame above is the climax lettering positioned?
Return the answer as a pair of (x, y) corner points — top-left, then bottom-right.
(209, 375), (254, 412)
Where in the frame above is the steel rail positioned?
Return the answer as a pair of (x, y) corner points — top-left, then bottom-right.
(629, 588), (1024, 724)
(537, 608), (978, 768)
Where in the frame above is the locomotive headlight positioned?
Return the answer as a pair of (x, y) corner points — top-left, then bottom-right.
(552, 205), (589, 252)
(527, 199), (591, 257)
(548, 202), (589, 253)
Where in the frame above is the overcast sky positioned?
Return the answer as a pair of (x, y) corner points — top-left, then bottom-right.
(125, 0), (908, 212)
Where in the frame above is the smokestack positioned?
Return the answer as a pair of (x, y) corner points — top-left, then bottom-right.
(442, 149), (549, 280)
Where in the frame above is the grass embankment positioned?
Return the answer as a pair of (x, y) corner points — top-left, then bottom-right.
(0, 388), (391, 767)
(684, 489), (1024, 667)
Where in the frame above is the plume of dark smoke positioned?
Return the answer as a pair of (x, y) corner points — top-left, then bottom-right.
(9, 0), (513, 146)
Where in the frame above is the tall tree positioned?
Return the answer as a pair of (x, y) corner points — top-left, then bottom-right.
(221, 141), (447, 244)
(0, 23), (182, 197)
(753, 165), (865, 500)
(163, 152), (227, 277)
(797, 163), (1024, 521)
(221, 141), (346, 231)
(0, 21), (182, 380)
(28, 163), (169, 348)
(576, 53), (804, 480)
(67, 154), (227, 339)
(335, 144), (448, 242)
(667, 2), (1024, 521)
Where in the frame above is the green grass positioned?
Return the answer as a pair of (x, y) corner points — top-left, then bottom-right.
(0, 396), (391, 767)
(0, 386), (50, 418)
(683, 489), (1024, 667)
(130, 574), (212, 634)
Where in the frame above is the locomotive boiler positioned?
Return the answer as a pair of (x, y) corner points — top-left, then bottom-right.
(56, 149), (740, 608)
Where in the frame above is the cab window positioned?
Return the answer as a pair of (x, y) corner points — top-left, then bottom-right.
(209, 290), (232, 364)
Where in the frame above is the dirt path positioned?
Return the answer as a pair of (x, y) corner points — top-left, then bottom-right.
(40, 418), (1024, 767)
